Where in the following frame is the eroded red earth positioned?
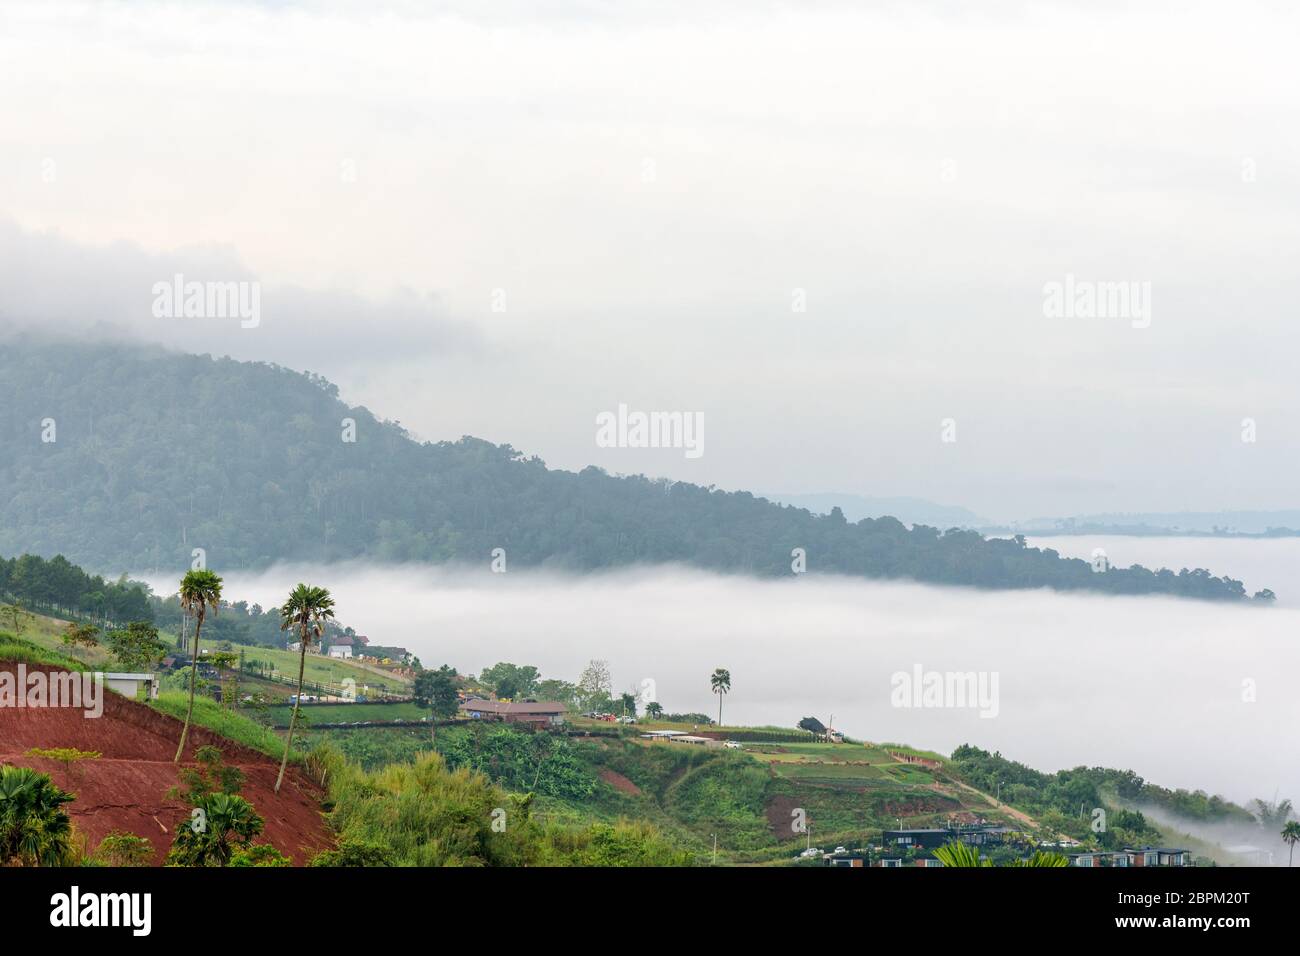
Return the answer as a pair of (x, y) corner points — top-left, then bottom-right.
(0, 663), (333, 865)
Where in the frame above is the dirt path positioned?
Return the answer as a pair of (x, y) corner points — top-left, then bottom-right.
(935, 776), (1073, 841)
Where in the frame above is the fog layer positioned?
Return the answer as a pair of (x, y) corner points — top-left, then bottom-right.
(139, 560), (1298, 809)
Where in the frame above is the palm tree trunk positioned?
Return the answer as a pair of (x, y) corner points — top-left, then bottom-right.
(173, 612), (203, 762)
(275, 632), (308, 794)
(717, 694), (722, 727)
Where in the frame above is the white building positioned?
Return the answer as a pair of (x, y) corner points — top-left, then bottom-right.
(105, 672), (160, 701)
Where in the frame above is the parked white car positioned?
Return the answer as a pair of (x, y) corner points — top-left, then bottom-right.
(723, 740), (742, 749)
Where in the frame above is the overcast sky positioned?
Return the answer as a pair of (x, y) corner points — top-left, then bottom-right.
(2, 0), (1297, 521)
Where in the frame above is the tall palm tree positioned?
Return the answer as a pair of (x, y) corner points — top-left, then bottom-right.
(174, 569), (223, 763)
(276, 583), (335, 794)
(710, 667), (731, 727)
(1282, 821), (1300, 867)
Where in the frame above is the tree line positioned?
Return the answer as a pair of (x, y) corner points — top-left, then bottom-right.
(0, 339), (1270, 601)
(0, 551), (152, 627)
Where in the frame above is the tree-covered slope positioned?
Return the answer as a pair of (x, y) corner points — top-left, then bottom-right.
(0, 338), (1266, 600)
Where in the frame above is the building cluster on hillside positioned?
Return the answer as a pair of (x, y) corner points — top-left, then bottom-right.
(1066, 847), (1192, 867)
(282, 631), (414, 670)
(884, 824), (1017, 848)
(807, 824), (1195, 868)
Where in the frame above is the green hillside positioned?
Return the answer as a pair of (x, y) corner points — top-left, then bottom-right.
(4, 604), (410, 697)
(0, 338), (1266, 601)
(0, 630), (1269, 867)
(297, 721), (1047, 863)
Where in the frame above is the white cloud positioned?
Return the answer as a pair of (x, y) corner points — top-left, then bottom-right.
(2, 0), (1297, 516)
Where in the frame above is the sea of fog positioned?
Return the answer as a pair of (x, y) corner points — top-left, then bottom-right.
(136, 536), (1300, 808)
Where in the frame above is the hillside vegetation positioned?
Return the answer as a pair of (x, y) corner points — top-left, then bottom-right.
(0, 338), (1266, 600)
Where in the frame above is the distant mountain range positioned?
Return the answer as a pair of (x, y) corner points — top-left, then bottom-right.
(0, 337), (1269, 601)
(990, 512), (1300, 537)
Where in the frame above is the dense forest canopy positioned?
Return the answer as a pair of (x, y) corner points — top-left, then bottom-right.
(0, 337), (1270, 601)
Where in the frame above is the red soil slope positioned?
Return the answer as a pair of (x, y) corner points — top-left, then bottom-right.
(0, 663), (333, 865)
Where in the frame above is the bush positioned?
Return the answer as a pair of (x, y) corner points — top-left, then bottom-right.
(310, 837), (395, 867)
(94, 830), (154, 867)
(229, 844), (292, 867)
(313, 743), (691, 867)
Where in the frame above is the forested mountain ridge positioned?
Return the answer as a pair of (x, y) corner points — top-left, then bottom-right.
(0, 338), (1269, 601)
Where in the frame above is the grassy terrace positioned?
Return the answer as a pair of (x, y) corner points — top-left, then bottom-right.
(5, 609), (412, 696)
(258, 700), (430, 726)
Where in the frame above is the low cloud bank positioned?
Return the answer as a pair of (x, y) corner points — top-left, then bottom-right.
(140, 562), (1300, 808)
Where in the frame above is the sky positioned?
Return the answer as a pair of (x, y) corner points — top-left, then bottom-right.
(2, 0), (1298, 520)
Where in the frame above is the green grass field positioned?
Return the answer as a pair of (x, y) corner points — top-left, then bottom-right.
(259, 701), (430, 726)
(150, 691), (291, 759)
(3, 608), (411, 696)
(0, 631), (90, 669)
(214, 642), (411, 696)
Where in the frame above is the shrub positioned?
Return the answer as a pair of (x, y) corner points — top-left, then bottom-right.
(229, 844), (292, 867)
(94, 830), (154, 867)
(309, 837), (395, 867)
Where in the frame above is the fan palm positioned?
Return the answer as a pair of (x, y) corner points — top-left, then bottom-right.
(0, 765), (75, 866)
(276, 583), (335, 794)
(1009, 849), (1071, 867)
(934, 840), (1069, 867)
(933, 840), (990, 867)
(166, 792), (265, 866)
(174, 569), (223, 762)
